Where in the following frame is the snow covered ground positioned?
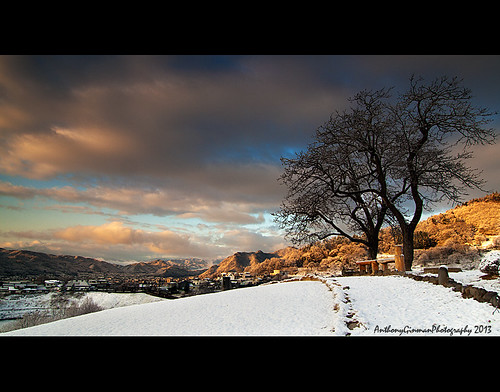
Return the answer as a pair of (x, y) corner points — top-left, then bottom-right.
(2, 281), (335, 336)
(0, 291), (164, 320)
(2, 275), (500, 336)
(444, 270), (500, 294)
(327, 276), (500, 336)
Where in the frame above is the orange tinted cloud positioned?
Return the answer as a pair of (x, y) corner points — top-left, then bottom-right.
(0, 126), (136, 179)
(1, 222), (285, 261)
(53, 221), (208, 258)
(55, 221), (138, 245)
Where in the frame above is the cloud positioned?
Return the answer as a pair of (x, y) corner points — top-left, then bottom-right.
(4, 55), (495, 206)
(0, 179), (278, 225)
(55, 221), (139, 245)
(0, 55), (343, 182)
(217, 228), (286, 253)
(53, 221), (211, 259)
(0, 61), (292, 218)
(0, 125), (138, 179)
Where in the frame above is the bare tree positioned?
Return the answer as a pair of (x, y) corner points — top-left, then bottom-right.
(377, 76), (496, 268)
(276, 76), (496, 270)
(274, 89), (391, 260)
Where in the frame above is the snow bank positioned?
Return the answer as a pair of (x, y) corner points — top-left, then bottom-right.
(0, 293), (57, 320)
(79, 292), (164, 309)
(2, 281), (335, 336)
(447, 270), (500, 295)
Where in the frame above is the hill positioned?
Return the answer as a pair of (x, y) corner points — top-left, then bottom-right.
(415, 192), (500, 247)
(0, 248), (206, 279)
(0, 249), (122, 278)
(3, 280), (336, 336)
(200, 250), (278, 279)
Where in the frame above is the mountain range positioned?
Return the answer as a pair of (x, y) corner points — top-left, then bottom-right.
(0, 249), (207, 279)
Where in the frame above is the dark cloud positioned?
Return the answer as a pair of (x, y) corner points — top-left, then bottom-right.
(1, 55), (498, 259)
(0, 55), (346, 205)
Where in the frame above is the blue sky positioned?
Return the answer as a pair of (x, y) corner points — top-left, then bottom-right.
(1, 55), (499, 263)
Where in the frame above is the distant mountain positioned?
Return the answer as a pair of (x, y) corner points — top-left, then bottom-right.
(121, 259), (204, 278)
(149, 258), (208, 271)
(200, 250), (281, 279)
(0, 248), (122, 278)
(0, 248), (207, 279)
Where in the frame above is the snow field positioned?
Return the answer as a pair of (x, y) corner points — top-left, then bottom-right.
(3, 275), (500, 336)
(329, 276), (500, 336)
(2, 281), (336, 336)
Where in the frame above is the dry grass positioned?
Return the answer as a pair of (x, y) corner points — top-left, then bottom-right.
(0, 296), (103, 333)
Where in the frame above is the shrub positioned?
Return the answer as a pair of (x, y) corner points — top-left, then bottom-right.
(63, 297), (103, 318)
(13, 311), (52, 330)
(415, 243), (481, 268)
(3, 295), (103, 333)
(413, 230), (437, 249)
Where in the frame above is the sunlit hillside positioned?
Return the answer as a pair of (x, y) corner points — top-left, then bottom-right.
(416, 192), (500, 247)
(203, 193), (500, 277)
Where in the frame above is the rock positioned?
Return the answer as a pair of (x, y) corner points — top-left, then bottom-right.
(482, 291), (496, 303)
(462, 286), (490, 302)
(438, 266), (449, 286)
(475, 287), (488, 302)
(450, 281), (463, 293)
(490, 295), (500, 308)
(479, 250), (500, 275)
(346, 320), (361, 330)
(462, 285), (474, 299)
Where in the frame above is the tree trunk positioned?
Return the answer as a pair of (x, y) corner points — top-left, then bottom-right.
(401, 225), (415, 271)
(367, 238), (379, 260)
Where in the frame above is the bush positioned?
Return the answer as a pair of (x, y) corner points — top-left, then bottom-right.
(415, 243), (481, 268)
(4, 296), (103, 333)
(413, 230), (437, 249)
(64, 297), (103, 318)
(13, 311), (52, 330)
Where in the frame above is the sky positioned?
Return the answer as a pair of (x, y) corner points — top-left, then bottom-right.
(0, 55), (499, 263)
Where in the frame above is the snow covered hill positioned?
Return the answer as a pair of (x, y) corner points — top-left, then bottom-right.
(2, 281), (335, 336)
(3, 276), (500, 336)
(0, 291), (163, 321)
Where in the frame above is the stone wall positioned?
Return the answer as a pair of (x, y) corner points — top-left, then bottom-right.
(406, 269), (500, 309)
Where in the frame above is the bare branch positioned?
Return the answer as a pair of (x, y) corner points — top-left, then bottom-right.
(275, 75), (496, 268)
